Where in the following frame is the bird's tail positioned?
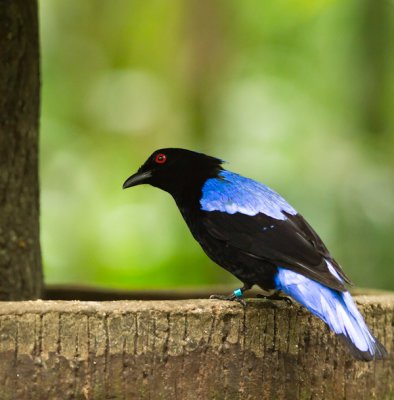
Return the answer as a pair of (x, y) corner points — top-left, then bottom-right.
(275, 266), (387, 361)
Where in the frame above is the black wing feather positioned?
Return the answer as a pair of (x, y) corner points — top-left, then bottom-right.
(202, 210), (351, 292)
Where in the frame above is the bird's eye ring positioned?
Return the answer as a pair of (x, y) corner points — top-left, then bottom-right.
(155, 153), (167, 164)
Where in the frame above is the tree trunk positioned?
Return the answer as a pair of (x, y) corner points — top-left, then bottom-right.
(359, 0), (392, 139)
(182, 0), (229, 146)
(0, 0), (43, 299)
(0, 295), (392, 399)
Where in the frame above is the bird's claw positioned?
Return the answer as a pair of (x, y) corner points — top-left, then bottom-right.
(210, 293), (247, 307)
(257, 292), (292, 305)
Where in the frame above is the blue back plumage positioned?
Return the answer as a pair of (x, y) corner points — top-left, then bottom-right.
(200, 171), (297, 220)
(274, 264), (385, 360)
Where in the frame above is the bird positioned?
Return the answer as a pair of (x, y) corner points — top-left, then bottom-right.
(123, 148), (387, 361)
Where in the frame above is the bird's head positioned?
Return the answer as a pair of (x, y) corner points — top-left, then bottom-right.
(123, 148), (223, 195)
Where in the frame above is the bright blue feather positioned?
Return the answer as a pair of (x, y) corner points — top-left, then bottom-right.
(200, 171), (297, 220)
(274, 264), (379, 356)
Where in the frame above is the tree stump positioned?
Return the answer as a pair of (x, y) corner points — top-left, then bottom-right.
(0, 294), (392, 399)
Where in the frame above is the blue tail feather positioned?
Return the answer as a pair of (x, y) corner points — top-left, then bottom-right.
(274, 266), (387, 361)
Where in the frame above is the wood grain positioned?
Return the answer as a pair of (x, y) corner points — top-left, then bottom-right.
(0, 295), (392, 399)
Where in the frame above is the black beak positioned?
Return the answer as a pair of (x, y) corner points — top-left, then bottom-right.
(122, 170), (152, 189)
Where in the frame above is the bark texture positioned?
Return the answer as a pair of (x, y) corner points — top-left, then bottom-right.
(0, 0), (43, 299)
(0, 295), (392, 400)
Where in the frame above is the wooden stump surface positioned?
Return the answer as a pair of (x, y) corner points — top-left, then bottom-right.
(0, 294), (393, 399)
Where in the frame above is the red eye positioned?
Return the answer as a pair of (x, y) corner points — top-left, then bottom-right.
(155, 153), (167, 164)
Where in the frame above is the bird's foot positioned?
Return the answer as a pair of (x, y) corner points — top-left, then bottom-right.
(257, 291), (292, 305)
(210, 288), (247, 307)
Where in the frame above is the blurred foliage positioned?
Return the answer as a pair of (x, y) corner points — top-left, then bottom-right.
(39, 1), (394, 290)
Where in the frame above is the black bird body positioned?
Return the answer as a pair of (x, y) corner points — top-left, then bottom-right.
(123, 148), (387, 361)
(179, 206), (278, 291)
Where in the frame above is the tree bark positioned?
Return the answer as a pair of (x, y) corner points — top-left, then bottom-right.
(0, 295), (392, 399)
(0, 0), (43, 299)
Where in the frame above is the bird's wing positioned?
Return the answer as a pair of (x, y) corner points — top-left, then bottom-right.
(202, 210), (350, 291)
(199, 172), (351, 291)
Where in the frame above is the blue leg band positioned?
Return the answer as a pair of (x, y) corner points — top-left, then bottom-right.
(233, 288), (243, 298)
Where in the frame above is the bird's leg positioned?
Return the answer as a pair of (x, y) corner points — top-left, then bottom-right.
(257, 290), (292, 305)
(210, 283), (252, 307)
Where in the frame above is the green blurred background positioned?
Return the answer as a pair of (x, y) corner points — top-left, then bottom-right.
(39, 1), (394, 291)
